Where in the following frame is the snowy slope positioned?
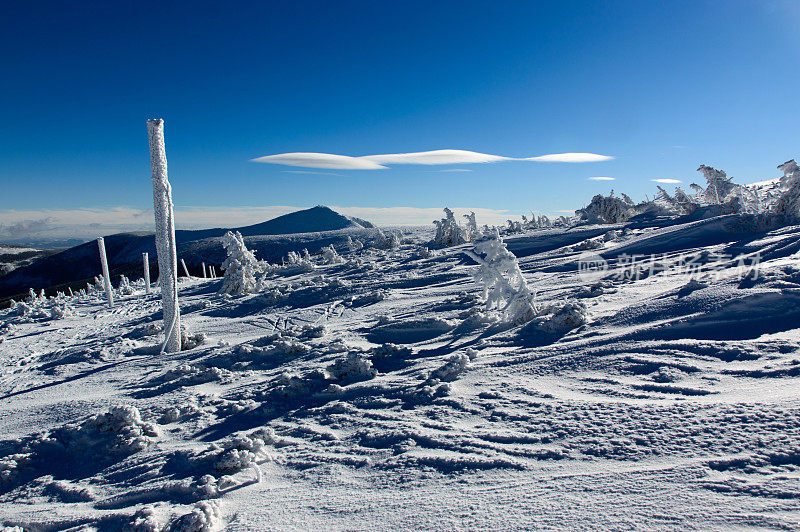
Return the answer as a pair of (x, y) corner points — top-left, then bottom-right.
(1, 215), (799, 530)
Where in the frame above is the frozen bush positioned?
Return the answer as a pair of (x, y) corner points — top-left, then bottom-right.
(575, 191), (637, 224)
(326, 352), (377, 383)
(170, 501), (223, 532)
(533, 301), (589, 333)
(433, 208), (477, 246)
(119, 275), (136, 296)
(347, 236), (363, 252)
(124, 505), (161, 532)
(466, 229), (537, 325)
(374, 229), (401, 250)
(321, 245), (344, 265)
(772, 159), (800, 220)
(694, 164), (737, 205)
(219, 231), (266, 295)
(429, 353), (470, 382)
(655, 186), (699, 215)
(284, 250), (316, 272)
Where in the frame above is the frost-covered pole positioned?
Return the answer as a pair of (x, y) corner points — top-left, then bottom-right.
(147, 118), (181, 353)
(181, 258), (190, 278)
(143, 252), (151, 294)
(202, 262), (207, 279)
(97, 237), (114, 308)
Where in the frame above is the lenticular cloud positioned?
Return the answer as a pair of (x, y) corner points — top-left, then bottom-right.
(252, 149), (613, 169)
(361, 149), (509, 165)
(251, 152), (387, 170)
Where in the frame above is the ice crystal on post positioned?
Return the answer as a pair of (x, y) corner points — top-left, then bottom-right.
(147, 118), (181, 353)
(219, 231), (265, 295)
(466, 229), (537, 325)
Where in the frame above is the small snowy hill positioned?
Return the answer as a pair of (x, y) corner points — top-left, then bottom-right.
(0, 206), (372, 302)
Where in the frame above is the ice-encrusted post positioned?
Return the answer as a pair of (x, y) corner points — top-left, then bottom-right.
(147, 118), (181, 353)
(142, 252), (151, 294)
(96, 237), (114, 308)
(181, 258), (190, 278)
(202, 262), (207, 279)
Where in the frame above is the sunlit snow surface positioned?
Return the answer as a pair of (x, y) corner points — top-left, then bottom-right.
(1, 214), (799, 530)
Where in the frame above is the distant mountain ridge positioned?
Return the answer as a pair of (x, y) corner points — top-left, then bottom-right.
(0, 206), (373, 302)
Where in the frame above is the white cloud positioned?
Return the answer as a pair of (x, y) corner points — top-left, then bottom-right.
(281, 170), (343, 176)
(252, 149), (614, 169)
(361, 150), (508, 165)
(587, 176), (615, 181)
(651, 178), (682, 183)
(525, 153), (614, 163)
(251, 152), (386, 170)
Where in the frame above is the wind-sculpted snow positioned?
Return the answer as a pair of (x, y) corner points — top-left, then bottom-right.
(1, 214), (800, 529)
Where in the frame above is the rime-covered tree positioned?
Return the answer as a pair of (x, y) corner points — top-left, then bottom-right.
(219, 231), (265, 295)
(464, 229), (537, 325)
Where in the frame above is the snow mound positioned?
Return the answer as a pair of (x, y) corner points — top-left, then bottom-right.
(326, 352), (377, 383)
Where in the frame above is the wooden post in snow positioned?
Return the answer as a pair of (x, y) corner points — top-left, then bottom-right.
(143, 252), (151, 294)
(96, 237), (114, 308)
(202, 262), (207, 279)
(181, 258), (190, 278)
(147, 118), (181, 353)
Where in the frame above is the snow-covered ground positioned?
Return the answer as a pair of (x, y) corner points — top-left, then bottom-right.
(1, 214), (799, 530)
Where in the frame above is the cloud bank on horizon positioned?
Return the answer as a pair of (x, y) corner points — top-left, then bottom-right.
(252, 149), (614, 170)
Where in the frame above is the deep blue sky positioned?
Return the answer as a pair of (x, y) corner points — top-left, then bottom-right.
(2, 0), (799, 226)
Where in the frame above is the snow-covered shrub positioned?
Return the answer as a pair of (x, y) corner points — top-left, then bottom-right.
(693, 164), (737, 205)
(428, 353), (470, 382)
(170, 501), (223, 532)
(772, 159), (800, 220)
(374, 229), (401, 250)
(124, 505), (161, 532)
(283, 250), (315, 272)
(321, 245), (344, 265)
(466, 229), (537, 325)
(575, 191), (637, 224)
(462, 211), (478, 241)
(118, 275), (136, 296)
(1, 406), (158, 488)
(219, 231), (266, 295)
(433, 208), (478, 246)
(326, 352), (377, 383)
(505, 219), (523, 234)
(655, 186), (699, 215)
(347, 236), (363, 252)
(571, 236), (605, 252)
(532, 300), (589, 333)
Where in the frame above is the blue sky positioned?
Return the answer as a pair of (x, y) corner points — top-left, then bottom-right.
(1, 0), (799, 235)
